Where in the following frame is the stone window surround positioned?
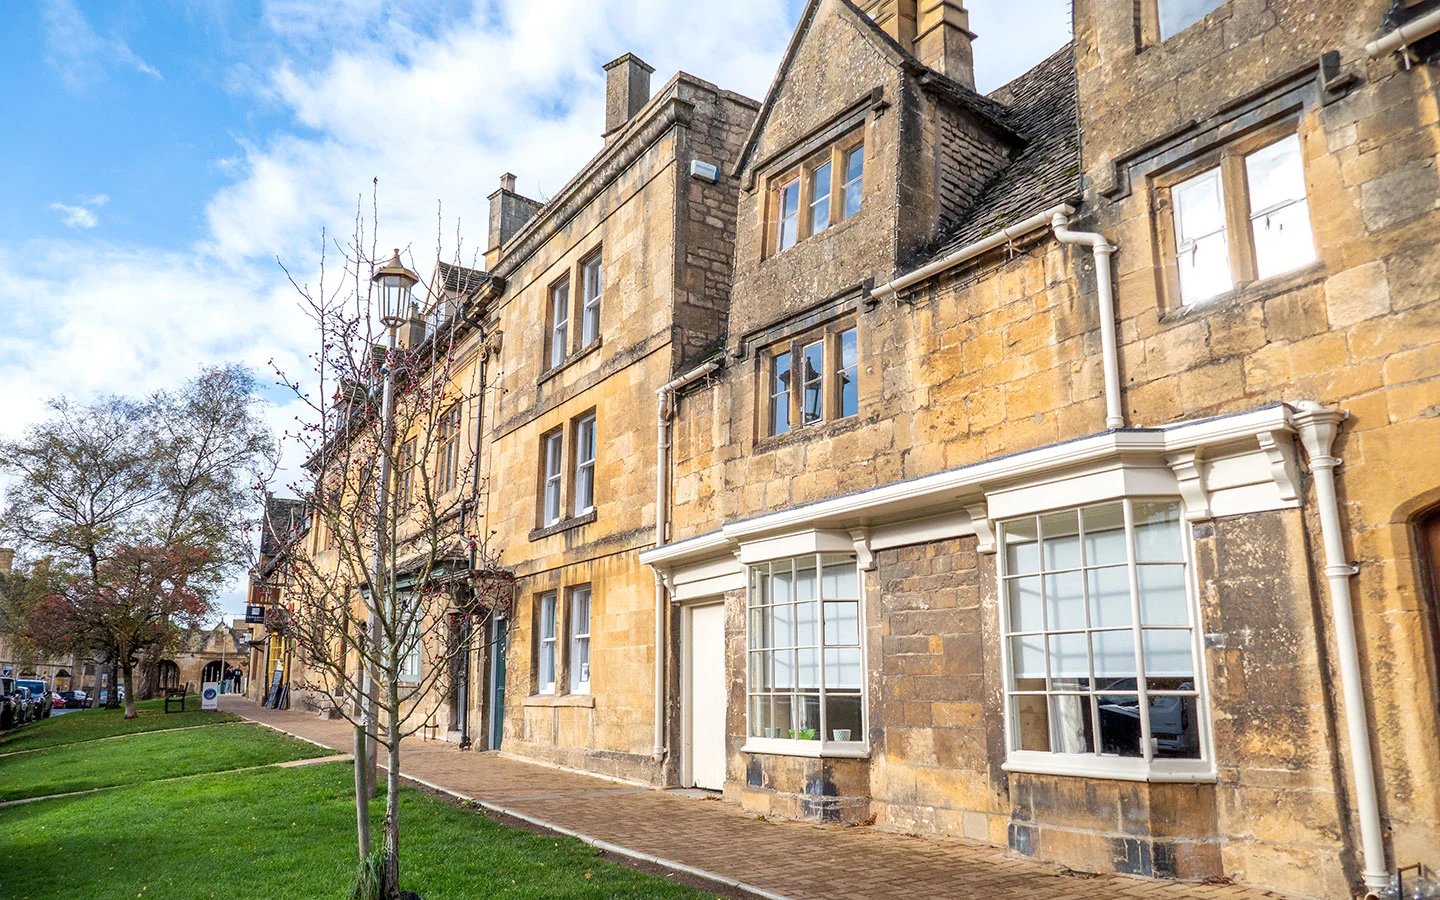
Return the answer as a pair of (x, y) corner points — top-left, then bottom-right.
(759, 315), (860, 441)
(531, 408), (600, 540)
(527, 583), (598, 705)
(764, 129), (866, 258)
(1135, 0), (1231, 48)
(644, 404), (1314, 772)
(538, 246), (604, 382)
(1151, 117), (1319, 312)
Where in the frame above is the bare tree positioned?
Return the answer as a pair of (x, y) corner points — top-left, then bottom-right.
(0, 367), (277, 717)
(266, 193), (512, 899)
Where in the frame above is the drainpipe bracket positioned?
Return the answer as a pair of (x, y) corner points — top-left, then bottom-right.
(1326, 562), (1361, 578)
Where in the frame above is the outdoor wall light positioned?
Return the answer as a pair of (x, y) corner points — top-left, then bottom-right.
(373, 248), (420, 329)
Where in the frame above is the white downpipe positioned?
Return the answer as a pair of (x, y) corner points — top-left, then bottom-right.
(1366, 7), (1440, 59)
(652, 360), (721, 764)
(1050, 212), (1125, 430)
(1292, 401), (1390, 893)
(867, 202), (1124, 431)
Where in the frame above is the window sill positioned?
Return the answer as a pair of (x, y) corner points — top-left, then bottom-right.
(529, 509), (597, 542)
(741, 738), (870, 759)
(538, 338), (603, 385)
(756, 412), (864, 453)
(1167, 261), (1326, 319)
(523, 693), (596, 709)
(1001, 752), (1215, 784)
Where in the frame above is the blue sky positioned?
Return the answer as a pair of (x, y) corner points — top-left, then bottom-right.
(0, 0), (1073, 620)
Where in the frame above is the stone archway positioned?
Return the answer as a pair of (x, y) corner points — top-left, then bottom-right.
(201, 660), (224, 684)
(157, 660), (181, 690)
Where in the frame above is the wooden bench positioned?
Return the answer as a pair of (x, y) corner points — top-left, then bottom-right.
(163, 682), (191, 713)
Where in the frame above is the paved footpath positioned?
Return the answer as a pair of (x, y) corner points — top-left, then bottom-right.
(222, 697), (1293, 900)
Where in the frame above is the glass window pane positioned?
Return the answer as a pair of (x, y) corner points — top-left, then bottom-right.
(824, 647), (863, 689)
(770, 604), (794, 649)
(1007, 576), (1044, 633)
(810, 161), (832, 234)
(796, 598), (819, 647)
(823, 601), (859, 646)
(1253, 199), (1317, 279)
(750, 566), (768, 608)
(748, 650), (771, 690)
(772, 648), (795, 688)
(1174, 169), (1226, 242)
(1138, 564), (1189, 625)
(793, 695), (821, 739)
(825, 694), (863, 742)
(1177, 230), (1233, 304)
(1050, 695), (1095, 754)
(821, 559), (858, 599)
(1011, 635), (1046, 679)
(1142, 629), (1195, 678)
(1087, 566), (1132, 629)
(1082, 503), (1126, 566)
(795, 559), (816, 601)
(1158, 0), (1225, 39)
(780, 181), (799, 216)
(1041, 510), (1081, 570)
(1048, 633), (1090, 680)
(843, 146), (863, 219)
(1151, 695), (1202, 759)
(801, 341), (824, 425)
(1245, 135), (1307, 212)
(1004, 518), (1040, 575)
(1093, 630), (1138, 681)
(772, 560), (793, 605)
(1014, 695), (1051, 751)
(796, 648), (820, 689)
(1045, 571), (1086, 630)
(1134, 502), (1183, 562)
(1096, 695), (1144, 757)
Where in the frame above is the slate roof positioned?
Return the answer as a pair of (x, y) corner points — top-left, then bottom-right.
(436, 260), (489, 295)
(259, 495), (306, 558)
(935, 44), (1082, 252)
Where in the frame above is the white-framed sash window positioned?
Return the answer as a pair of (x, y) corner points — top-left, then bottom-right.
(746, 554), (865, 752)
(537, 591), (557, 694)
(999, 498), (1209, 781)
(542, 430), (563, 526)
(549, 279), (570, 368)
(581, 253), (602, 346)
(569, 586), (591, 694)
(574, 415), (596, 515)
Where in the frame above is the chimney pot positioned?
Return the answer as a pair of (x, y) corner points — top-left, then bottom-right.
(603, 53), (655, 137)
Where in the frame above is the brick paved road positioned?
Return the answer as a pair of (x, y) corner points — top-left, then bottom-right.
(221, 697), (1295, 900)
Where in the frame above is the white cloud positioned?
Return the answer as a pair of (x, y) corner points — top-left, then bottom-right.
(6, 0), (1074, 624)
(40, 0), (163, 91)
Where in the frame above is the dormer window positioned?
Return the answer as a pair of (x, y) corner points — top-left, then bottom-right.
(767, 132), (864, 256)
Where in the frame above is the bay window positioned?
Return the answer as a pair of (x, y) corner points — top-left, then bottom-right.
(1000, 499), (1206, 777)
(747, 554), (864, 748)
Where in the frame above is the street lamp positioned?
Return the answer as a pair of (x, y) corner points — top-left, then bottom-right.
(374, 249), (420, 329)
(358, 248), (420, 798)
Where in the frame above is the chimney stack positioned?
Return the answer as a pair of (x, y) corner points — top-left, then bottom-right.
(487, 172), (542, 267)
(856, 0), (917, 47)
(915, 0), (976, 89)
(603, 53), (654, 138)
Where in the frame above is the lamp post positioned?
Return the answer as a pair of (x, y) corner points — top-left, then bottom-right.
(361, 249), (419, 799)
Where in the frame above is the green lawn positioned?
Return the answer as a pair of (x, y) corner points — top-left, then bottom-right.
(0, 696), (239, 753)
(0, 722), (328, 801)
(0, 759), (715, 900)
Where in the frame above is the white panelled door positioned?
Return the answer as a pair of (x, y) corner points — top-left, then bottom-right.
(687, 602), (727, 791)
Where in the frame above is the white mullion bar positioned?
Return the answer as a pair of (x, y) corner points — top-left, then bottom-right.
(997, 520), (1017, 753)
(1122, 499), (1154, 762)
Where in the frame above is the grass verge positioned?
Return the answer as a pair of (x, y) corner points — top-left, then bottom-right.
(0, 722), (328, 802)
(0, 760), (716, 900)
(0, 696), (239, 754)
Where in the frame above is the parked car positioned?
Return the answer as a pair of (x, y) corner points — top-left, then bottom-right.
(15, 680), (52, 719)
(51, 692), (66, 709)
(13, 686), (37, 723)
(0, 677), (19, 728)
(60, 690), (92, 709)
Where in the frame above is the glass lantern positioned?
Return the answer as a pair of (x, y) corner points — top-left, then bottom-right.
(373, 249), (419, 328)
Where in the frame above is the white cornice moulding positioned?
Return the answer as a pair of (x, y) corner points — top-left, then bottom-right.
(640, 404), (1302, 573)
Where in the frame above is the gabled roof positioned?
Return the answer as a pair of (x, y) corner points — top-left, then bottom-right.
(733, 0), (1021, 178)
(933, 44), (1081, 252)
(436, 260), (490, 296)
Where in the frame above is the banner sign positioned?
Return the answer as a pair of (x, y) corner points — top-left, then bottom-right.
(245, 605), (266, 624)
(201, 682), (219, 710)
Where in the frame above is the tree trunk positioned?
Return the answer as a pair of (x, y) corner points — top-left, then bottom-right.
(353, 721), (371, 860)
(383, 682), (402, 900)
(121, 662), (137, 719)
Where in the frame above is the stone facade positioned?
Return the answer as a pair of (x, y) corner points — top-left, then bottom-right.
(643, 1), (1440, 898)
